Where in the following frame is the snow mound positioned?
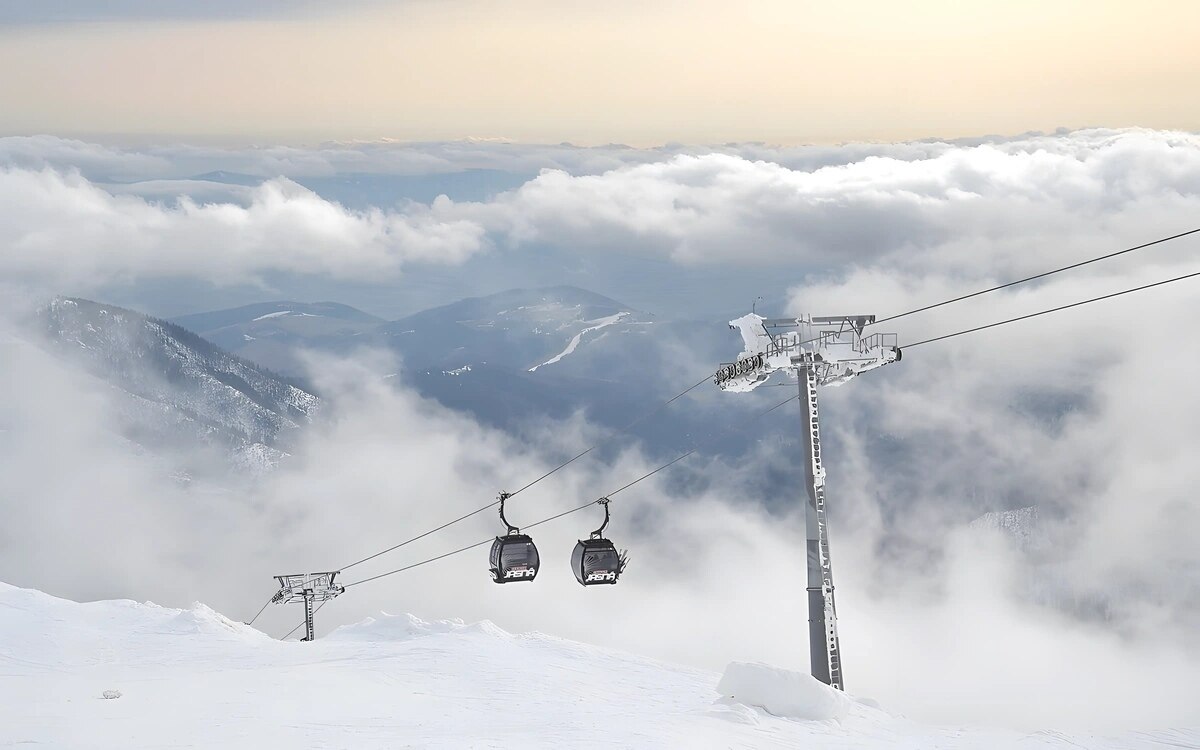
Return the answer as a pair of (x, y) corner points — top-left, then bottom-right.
(716, 661), (854, 720)
(156, 602), (258, 637)
(326, 612), (510, 642)
(0, 581), (1189, 748)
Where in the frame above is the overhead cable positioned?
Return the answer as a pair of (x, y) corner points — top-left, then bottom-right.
(905, 270), (1200, 348)
(244, 596), (273, 627)
(339, 372), (714, 572)
(871, 227), (1200, 327)
(342, 393), (799, 589)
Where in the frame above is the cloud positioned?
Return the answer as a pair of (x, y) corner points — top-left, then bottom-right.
(780, 208), (1200, 677)
(4, 129), (1198, 296)
(469, 128), (1200, 268)
(0, 168), (486, 289)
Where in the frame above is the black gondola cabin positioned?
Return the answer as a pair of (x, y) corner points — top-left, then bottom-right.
(489, 533), (539, 583)
(570, 497), (628, 586)
(489, 492), (539, 584)
(571, 538), (622, 585)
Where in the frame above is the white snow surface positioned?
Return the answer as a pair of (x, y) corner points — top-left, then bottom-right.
(717, 661), (854, 721)
(529, 311), (628, 371)
(0, 582), (1194, 749)
(251, 310), (319, 321)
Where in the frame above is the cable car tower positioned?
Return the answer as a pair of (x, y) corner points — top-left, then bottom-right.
(716, 313), (900, 691)
(270, 572), (344, 641)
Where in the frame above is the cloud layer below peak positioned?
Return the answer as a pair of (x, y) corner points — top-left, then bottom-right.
(1, 128), (1198, 293)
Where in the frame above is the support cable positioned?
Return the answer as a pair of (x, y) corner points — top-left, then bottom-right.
(333, 234), (1200, 583)
(505, 373), (712, 497)
(339, 503), (503, 572)
(904, 270), (1200, 348)
(870, 227), (1200, 327)
(338, 372), (713, 572)
(244, 596), (273, 627)
(342, 259), (1200, 589)
(750, 228), (1200, 356)
(342, 393), (799, 589)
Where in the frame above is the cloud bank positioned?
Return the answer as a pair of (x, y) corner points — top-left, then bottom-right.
(2, 129), (1198, 294)
(0, 169), (485, 286)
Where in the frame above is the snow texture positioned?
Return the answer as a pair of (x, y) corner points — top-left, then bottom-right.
(38, 297), (318, 457)
(720, 313), (898, 392)
(717, 661), (852, 720)
(528, 311), (629, 371)
(0, 581), (1194, 749)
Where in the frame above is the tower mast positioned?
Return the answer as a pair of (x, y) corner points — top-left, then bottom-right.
(716, 313), (900, 689)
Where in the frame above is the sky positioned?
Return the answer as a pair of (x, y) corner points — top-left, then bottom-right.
(1, 0), (1199, 144)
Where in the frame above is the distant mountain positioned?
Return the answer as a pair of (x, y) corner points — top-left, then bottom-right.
(167, 286), (766, 463)
(293, 169), (534, 208)
(187, 169), (533, 207)
(170, 301), (384, 376)
(379, 285), (655, 373)
(39, 298), (319, 473)
(188, 170), (264, 187)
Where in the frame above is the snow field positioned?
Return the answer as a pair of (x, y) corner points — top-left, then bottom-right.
(0, 582), (1195, 749)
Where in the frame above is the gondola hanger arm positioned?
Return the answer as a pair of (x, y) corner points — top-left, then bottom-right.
(591, 497), (611, 539)
(497, 491), (519, 535)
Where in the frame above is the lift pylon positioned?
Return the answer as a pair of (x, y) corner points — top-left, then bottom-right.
(716, 313), (900, 691)
(271, 572), (344, 641)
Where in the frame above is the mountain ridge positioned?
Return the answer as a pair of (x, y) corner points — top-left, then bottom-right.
(37, 297), (320, 473)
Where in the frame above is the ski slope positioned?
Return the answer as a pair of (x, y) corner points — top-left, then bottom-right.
(0, 582), (1193, 749)
(529, 311), (629, 371)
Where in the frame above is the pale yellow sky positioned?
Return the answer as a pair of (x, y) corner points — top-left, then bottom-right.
(1, 0), (1197, 145)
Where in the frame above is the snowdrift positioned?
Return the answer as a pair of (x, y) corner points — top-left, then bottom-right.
(717, 661), (853, 720)
(327, 611), (510, 642)
(0, 581), (1192, 749)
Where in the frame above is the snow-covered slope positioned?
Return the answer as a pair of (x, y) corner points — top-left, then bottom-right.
(37, 298), (319, 468)
(379, 285), (655, 374)
(528, 310), (631, 371)
(0, 582), (1192, 749)
(169, 286), (737, 457)
(171, 300), (384, 375)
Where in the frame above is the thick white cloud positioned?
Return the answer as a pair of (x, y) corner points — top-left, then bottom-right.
(473, 128), (1200, 267)
(0, 168), (485, 287)
(3, 129), (1198, 291)
(782, 194), (1200, 659)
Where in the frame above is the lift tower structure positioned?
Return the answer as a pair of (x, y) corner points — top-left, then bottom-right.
(270, 571), (344, 641)
(715, 313), (900, 691)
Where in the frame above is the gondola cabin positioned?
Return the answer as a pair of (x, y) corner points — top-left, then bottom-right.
(571, 497), (628, 586)
(571, 538), (622, 585)
(489, 533), (539, 583)
(490, 491), (540, 584)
